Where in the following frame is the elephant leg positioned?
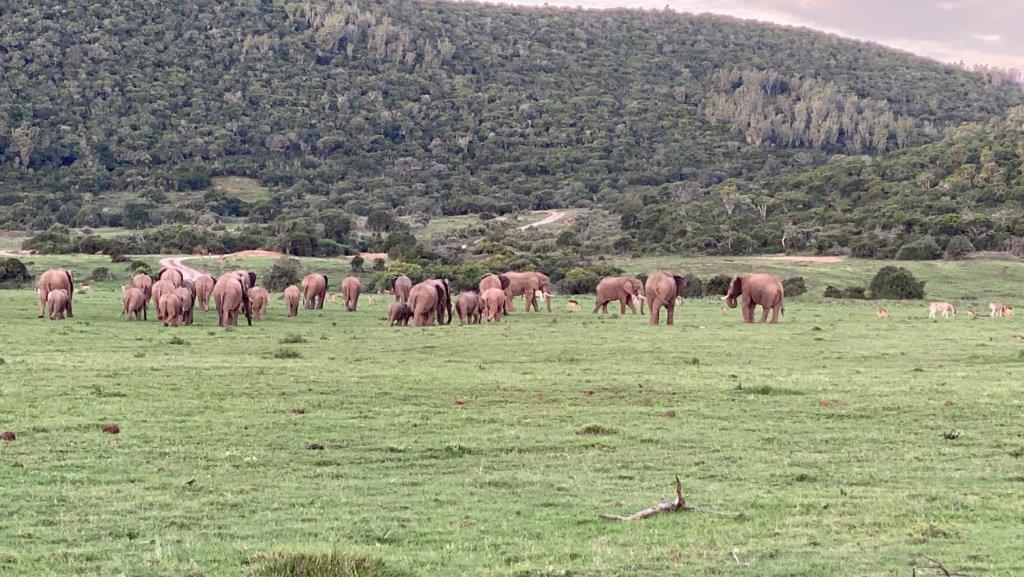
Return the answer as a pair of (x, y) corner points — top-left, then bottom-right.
(38, 292), (46, 318)
(648, 302), (660, 325)
(666, 302), (675, 326)
(593, 299), (603, 314)
(619, 299), (627, 315)
(744, 301), (756, 324)
(626, 297), (637, 315)
(770, 303), (781, 324)
(758, 305), (769, 323)
(65, 298), (73, 318)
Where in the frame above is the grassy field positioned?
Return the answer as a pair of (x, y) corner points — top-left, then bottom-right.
(2, 256), (1023, 576)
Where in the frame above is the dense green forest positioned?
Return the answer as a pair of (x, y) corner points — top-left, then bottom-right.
(2, 0), (1023, 262)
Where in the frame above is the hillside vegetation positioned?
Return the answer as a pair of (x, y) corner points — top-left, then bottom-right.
(1, 0), (1023, 260)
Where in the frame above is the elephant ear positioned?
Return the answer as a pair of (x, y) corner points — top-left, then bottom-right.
(248, 271), (257, 288)
(498, 275), (511, 290)
(156, 267), (166, 281)
(322, 275), (329, 289)
(65, 270), (75, 294)
(673, 275), (688, 296)
(388, 277), (396, 290)
(725, 275), (742, 308)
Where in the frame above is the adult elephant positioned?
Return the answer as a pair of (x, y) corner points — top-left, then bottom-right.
(194, 274), (215, 311)
(478, 273), (510, 296)
(131, 273), (153, 305)
(155, 266), (183, 287)
(213, 272), (253, 326)
(36, 268), (74, 318)
(390, 275), (412, 302)
(593, 276), (646, 315)
(644, 271), (688, 326)
(407, 279), (452, 326)
(501, 271), (551, 312)
(301, 273), (328, 309)
(726, 273), (785, 324)
(151, 280), (176, 321)
(341, 276), (361, 311)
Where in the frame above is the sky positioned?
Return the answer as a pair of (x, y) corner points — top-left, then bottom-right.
(493, 0), (1024, 70)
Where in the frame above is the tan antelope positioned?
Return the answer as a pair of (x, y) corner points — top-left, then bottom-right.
(966, 309), (978, 320)
(928, 301), (956, 319)
(989, 302), (1014, 318)
(566, 299), (582, 312)
(876, 306), (889, 320)
(78, 284), (92, 295)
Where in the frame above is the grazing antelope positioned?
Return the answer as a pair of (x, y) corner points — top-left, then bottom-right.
(966, 309), (978, 320)
(78, 284), (92, 295)
(566, 299), (582, 312)
(876, 306), (889, 320)
(366, 294), (374, 306)
(928, 301), (956, 319)
(989, 302), (1014, 317)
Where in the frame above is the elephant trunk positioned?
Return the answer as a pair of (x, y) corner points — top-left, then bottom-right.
(726, 295), (738, 309)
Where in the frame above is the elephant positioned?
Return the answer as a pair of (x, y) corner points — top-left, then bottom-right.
(455, 291), (483, 325)
(159, 292), (183, 327)
(725, 273), (784, 324)
(194, 274), (215, 311)
(478, 273), (511, 295)
(173, 286), (195, 326)
(36, 268), (74, 318)
(151, 280), (176, 321)
(248, 286), (270, 321)
(387, 301), (413, 326)
(481, 287), (507, 323)
(122, 285), (147, 321)
(283, 285), (300, 317)
(341, 276), (361, 311)
(212, 272), (252, 326)
(155, 266), (183, 287)
(301, 273), (328, 309)
(501, 271), (552, 312)
(593, 276), (646, 315)
(408, 279), (452, 326)
(644, 271), (688, 326)
(46, 289), (70, 320)
(131, 273), (153, 305)
(390, 275), (412, 302)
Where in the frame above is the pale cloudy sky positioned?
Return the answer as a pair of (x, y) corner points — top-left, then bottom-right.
(496, 0), (1024, 70)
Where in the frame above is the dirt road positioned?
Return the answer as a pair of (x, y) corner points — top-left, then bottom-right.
(518, 211), (565, 231)
(158, 257), (205, 282)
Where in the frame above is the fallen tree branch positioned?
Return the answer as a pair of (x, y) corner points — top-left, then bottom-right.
(600, 476), (695, 521)
(914, 555), (968, 577)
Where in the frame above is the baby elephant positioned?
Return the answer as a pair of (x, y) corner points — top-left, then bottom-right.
(249, 286), (269, 321)
(387, 301), (412, 326)
(481, 287), (507, 323)
(122, 285), (147, 321)
(46, 289), (70, 320)
(455, 291), (483, 325)
(159, 293), (184, 327)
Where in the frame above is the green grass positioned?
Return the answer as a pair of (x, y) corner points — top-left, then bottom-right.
(1, 256), (1024, 576)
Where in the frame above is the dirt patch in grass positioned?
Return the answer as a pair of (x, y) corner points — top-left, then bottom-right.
(0, 431), (15, 441)
(576, 424), (617, 436)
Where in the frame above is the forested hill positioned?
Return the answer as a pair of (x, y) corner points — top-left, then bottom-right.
(1, 0), (1022, 257)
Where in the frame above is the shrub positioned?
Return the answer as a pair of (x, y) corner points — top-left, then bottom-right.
(869, 266), (926, 300)
(316, 238), (343, 257)
(823, 285), (843, 298)
(782, 276), (806, 297)
(110, 254), (129, 263)
(0, 257), (31, 285)
(704, 274), (731, 296)
(945, 236), (975, 259)
(557, 267), (600, 295)
(264, 257), (303, 292)
(350, 255), (365, 272)
(125, 260), (151, 275)
(841, 285), (867, 299)
(680, 275), (703, 298)
(896, 236), (942, 260)
(88, 267), (112, 282)
(372, 258), (386, 271)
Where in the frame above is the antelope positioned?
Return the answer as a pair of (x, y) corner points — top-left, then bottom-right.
(928, 302), (956, 319)
(876, 306), (889, 320)
(966, 309), (978, 320)
(566, 300), (582, 312)
(989, 302), (1014, 317)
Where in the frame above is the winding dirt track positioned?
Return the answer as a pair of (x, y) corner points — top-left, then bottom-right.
(518, 211), (565, 230)
(158, 257), (205, 282)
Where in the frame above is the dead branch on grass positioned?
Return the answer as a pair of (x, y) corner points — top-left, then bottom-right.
(600, 476), (744, 521)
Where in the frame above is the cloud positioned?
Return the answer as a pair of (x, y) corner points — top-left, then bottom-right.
(970, 32), (1002, 44)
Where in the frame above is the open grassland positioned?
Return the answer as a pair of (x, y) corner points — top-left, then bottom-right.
(1, 256), (1024, 576)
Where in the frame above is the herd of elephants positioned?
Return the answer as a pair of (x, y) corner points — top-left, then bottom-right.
(32, 266), (787, 326)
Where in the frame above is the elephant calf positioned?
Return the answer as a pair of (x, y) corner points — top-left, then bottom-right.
(122, 286), (147, 321)
(46, 289), (70, 320)
(159, 293), (184, 327)
(283, 285), (300, 317)
(249, 287), (270, 321)
(387, 301), (412, 326)
(481, 288), (507, 323)
(455, 291), (483, 325)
